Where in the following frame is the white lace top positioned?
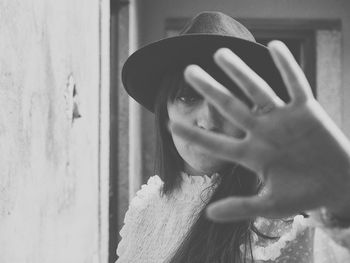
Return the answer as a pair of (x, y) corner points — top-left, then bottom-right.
(116, 173), (350, 262)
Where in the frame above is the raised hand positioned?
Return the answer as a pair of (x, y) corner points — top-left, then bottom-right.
(169, 41), (350, 222)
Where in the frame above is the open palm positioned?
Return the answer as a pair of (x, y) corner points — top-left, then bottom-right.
(170, 41), (350, 222)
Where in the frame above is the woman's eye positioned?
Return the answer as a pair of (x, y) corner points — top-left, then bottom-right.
(175, 85), (203, 104)
(177, 96), (200, 104)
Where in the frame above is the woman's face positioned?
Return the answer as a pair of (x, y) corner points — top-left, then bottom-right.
(167, 85), (245, 176)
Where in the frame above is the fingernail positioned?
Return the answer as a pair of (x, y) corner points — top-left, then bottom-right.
(214, 47), (232, 59)
(206, 206), (232, 223)
(268, 40), (283, 48)
(206, 205), (218, 220)
(184, 64), (201, 78)
(206, 209), (216, 221)
(214, 47), (238, 63)
(268, 40), (290, 54)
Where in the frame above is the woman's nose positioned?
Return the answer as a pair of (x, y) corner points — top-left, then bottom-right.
(196, 102), (222, 132)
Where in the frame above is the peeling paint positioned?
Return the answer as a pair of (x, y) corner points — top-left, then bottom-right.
(65, 74), (76, 121)
(65, 74), (82, 123)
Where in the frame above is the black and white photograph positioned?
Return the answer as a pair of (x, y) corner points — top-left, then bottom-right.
(1, 0), (350, 262)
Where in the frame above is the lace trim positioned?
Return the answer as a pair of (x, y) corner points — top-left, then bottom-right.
(120, 173), (218, 236)
(250, 215), (315, 260)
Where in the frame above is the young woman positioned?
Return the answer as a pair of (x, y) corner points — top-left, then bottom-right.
(117, 12), (350, 262)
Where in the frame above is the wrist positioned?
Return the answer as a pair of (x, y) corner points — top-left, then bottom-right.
(320, 207), (350, 229)
(326, 194), (350, 220)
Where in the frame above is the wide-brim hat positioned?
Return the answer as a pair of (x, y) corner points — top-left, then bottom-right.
(122, 11), (288, 112)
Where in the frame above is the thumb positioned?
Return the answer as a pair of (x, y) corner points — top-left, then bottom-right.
(206, 195), (274, 222)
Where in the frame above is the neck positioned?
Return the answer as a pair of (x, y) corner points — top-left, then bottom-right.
(183, 162), (216, 177)
(183, 162), (234, 177)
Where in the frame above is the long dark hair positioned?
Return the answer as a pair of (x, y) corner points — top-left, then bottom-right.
(153, 61), (276, 263)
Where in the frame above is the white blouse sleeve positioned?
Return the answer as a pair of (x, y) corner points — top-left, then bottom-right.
(115, 175), (163, 261)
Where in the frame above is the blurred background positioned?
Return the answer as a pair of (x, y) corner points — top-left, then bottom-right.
(0, 0), (349, 262)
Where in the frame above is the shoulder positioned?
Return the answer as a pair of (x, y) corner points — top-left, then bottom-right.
(127, 175), (164, 216)
(116, 175), (164, 258)
(132, 175), (163, 205)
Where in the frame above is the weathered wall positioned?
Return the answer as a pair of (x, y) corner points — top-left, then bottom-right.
(135, 0), (350, 187)
(0, 0), (104, 262)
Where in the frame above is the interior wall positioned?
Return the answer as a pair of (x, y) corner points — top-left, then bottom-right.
(0, 0), (107, 262)
(135, 0), (350, 184)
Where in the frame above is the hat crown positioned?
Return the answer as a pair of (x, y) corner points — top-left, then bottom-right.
(122, 12), (287, 113)
(180, 12), (255, 42)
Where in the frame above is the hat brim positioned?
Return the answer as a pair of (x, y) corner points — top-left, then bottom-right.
(122, 34), (289, 112)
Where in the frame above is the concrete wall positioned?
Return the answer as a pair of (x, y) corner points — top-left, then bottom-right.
(134, 0), (350, 184)
(0, 0), (108, 262)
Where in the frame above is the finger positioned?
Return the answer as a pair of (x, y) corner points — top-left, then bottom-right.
(206, 195), (275, 222)
(184, 65), (255, 130)
(268, 40), (313, 104)
(169, 120), (248, 164)
(214, 47), (285, 109)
